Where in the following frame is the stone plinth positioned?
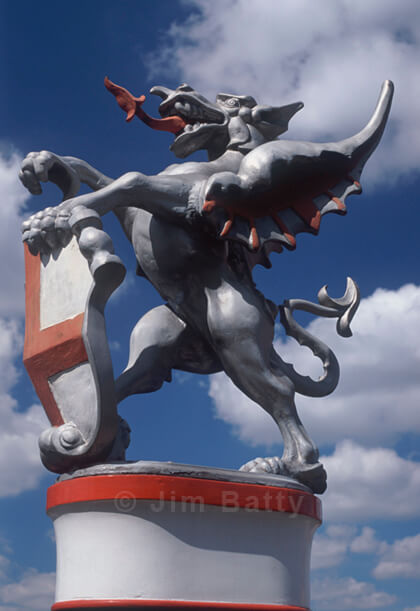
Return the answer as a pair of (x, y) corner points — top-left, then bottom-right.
(47, 463), (321, 610)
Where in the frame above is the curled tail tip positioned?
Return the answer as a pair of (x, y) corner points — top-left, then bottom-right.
(337, 323), (353, 338)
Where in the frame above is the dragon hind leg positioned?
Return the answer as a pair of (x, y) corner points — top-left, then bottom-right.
(233, 354), (326, 493)
(206, 282), (326, 494)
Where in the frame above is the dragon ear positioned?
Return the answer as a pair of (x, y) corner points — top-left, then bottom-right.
(251, 101), (304, 138)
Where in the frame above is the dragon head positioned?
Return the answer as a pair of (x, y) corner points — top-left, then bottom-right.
(151, 83), (304, 159)
(106, 78), (303, 160)
(151, 83), (229, 159)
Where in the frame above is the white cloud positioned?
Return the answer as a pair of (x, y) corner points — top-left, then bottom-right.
(174, 371), (194, 385)
(373, 533), (420, 579)
(312, 524), (356, 569)
(351, 527), (386, 555)
(0, 570), (55, 611)
(148, 0), (420, 184)
(209, 373), (277, 448)
(313, 525), (420, 580)
(0, 398), (48, 498)
(0, 150), (49, 497)
(209, 284), (420, 448)
(312, 576), (396, 609)
(0, 151), (30, 317)
(0, 555), (10, 581)
(322, 441), (420, 522)
(0, 318), (48, 498)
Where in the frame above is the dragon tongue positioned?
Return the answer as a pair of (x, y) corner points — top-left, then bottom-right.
(105, 76), (187, 134)
(142, 112), (187, 134)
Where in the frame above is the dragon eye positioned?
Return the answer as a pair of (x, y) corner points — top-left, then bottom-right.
(225, 98), (239, 107)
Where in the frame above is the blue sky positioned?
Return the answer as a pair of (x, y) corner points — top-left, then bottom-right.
(1, 1), (420, 609)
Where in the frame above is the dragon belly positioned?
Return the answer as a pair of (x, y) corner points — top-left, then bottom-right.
(131, 209), (222, 306)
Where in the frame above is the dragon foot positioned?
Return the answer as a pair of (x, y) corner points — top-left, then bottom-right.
(240, 456), (326, 494)
(240, 455), (286, 475)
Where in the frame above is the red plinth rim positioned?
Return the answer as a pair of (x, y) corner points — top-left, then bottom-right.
(47, 473), (321, 522)
(52, 600), (309, 610)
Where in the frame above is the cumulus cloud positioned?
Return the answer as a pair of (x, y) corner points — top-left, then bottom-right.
(0, 152), (48, 497)
(313, 525), (420, 581)
(322, 441), (420, 522)
(0, 569), (55, 611)
(312, 524), (356, 569)
(312, 576), (396, 609)
(0, 151), (30, 316)
(351, 527), (387, 555)
(0, 318), (48, 497)
(209, 284), (420, 448)
(148, 0), (420, 185)
(373, 533), (420, 579)
(0, 555), (10, 581)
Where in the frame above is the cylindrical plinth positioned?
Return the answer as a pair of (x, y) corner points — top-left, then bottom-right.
(47, 468), (321, 610)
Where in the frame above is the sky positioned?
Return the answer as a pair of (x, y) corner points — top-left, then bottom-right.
(1, 0), (419, 610)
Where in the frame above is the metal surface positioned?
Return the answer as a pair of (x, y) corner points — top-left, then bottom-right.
(21, 79), (393, 492)
(57, 460), (311, 492)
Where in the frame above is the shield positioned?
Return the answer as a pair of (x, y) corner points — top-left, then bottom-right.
(23, 207), (126, 473)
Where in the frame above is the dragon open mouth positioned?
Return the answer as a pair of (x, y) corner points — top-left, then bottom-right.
(104, 77), (188, 134)
(105, 78), (229, 157)
(158, 94), (227, 142)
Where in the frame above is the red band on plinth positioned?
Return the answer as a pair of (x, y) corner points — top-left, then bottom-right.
(47, 474), (321, 521)
(52, 600), (309, 610)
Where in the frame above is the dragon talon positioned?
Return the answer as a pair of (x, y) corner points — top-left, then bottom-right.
(292, 200), (321, 233)
(220, 220), (233, 237)
(220, 210), (235, 237)
(249, 219), (260, 250)
(325, 191), (346, 212)
(347, 174), (362, 190)
(271, 214), (296, 248)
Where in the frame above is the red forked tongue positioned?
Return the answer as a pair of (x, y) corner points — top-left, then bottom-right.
(104, 77), (187, 134)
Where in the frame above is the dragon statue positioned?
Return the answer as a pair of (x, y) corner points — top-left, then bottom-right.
(20, 77), (393, 493)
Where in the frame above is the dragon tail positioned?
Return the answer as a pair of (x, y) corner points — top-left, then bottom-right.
(277, 278), (360, 398)
(334, 79), (394, 177)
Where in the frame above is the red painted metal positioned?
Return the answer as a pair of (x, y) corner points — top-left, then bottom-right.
(52, 599), (309, 610)
(23, 245), (88, 426)
(105, 77), (187, 134)
(46, 473), (321, 522)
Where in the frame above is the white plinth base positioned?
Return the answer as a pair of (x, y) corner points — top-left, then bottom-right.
(47, 467), (321, 610)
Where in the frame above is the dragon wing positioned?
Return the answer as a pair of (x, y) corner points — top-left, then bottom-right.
(203, 80), (394, 269)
